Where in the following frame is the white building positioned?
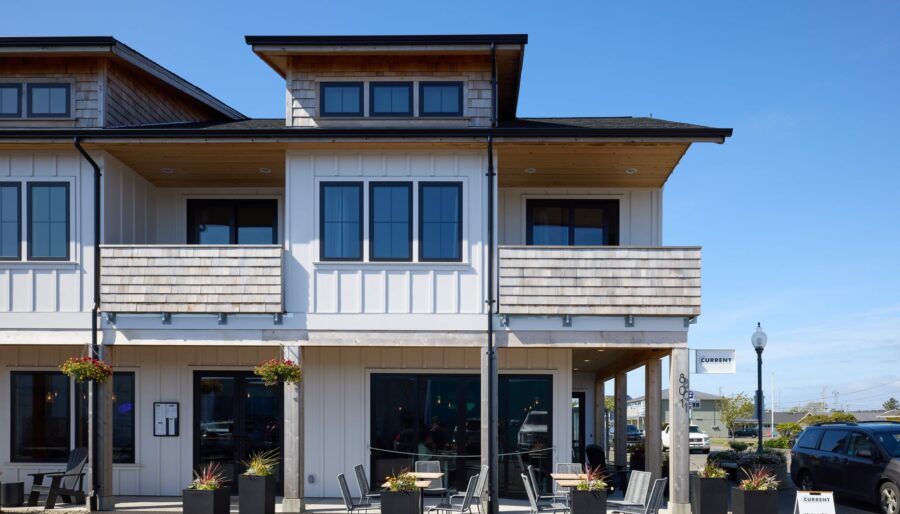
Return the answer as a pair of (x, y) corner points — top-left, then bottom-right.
(0, 34), (731, 513)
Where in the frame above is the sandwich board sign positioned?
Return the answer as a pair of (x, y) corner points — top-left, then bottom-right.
(695, 349), (736, 374)
(793, 491), (835, 514)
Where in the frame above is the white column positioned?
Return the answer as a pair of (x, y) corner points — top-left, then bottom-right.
(668, 348), (691, 514)
(614, 371), (627, 470)
(644, 358), (663, 482)
(282, 346), (304, 513)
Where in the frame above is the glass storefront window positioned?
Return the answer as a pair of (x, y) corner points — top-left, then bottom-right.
(76, 372), (136, 463)
(11, 371), (70, 462)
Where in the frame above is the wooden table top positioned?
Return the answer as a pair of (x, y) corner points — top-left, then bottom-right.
(550, 473), (587, 480)
(555, 480), (583, 488)
(380, 472), (444, 489)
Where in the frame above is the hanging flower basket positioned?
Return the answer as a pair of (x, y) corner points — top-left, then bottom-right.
(253, 358), (302, 387)
(60, 357), (113, 384)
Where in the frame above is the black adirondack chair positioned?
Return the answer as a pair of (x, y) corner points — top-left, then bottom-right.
(27, 447), (88, 508)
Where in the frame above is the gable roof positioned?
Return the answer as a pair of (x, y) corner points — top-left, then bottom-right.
(0, 36), (245, 120)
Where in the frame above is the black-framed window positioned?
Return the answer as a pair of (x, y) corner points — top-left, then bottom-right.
(320, 182), (363, 261)
(369, 182), (412, 261)
(419, 82), (463, 117)
(27, 182), (69, 260)
(0, 182), (21, 259)
(320, 82), (364, 117)
(27, 83), (70, 118)
(419, 182), (462, 261)
(11, 371), (71, 462)
(370, 82), (413, 117)
(186, 199), (278, 245)
(76, 372), (136, 464)
(526, 199), (620, 246)
(0, 84), (22, 117)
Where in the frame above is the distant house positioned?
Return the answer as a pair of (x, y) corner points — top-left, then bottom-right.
(734, 411), (806, 437)
(628, 389), (723, 436)
(879, 409), (900, 421)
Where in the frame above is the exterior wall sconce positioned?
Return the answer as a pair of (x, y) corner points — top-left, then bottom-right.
(218, 313), (228, 325)
(161, 313), (172, 325)
(625, 314), (635, 327)
(562, 314), (572, 327)
(499, 314), (509, 327)
(274, 313), (284, 325)
(103, 312), (116, 324)
(684, 316), (697, 328)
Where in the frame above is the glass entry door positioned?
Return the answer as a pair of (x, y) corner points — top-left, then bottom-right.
(194, 372), (283, 494)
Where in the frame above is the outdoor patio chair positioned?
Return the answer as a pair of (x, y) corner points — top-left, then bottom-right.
(608, 478), (666, 514)
(527, 465), (567, 505)
(338, 473), (380, 514)
(416, 460), (450, 501)
(607, 470), (651, 510)
(353, 464), (380, 505)
(426, 473), (478, 514)
(448, 466), (488, 514)
(521, 474), (569, 514)
(27, 447), (88, 509)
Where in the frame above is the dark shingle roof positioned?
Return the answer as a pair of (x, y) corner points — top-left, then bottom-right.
(504, 117), (714, 131)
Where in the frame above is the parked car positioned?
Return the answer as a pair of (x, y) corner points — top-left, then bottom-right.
(790, 421), (900, 514)
(627, 424), (644, 446)
(517, 410), (549, 450)
(661, 424), (710, 453)
(732, 427), (758, 438)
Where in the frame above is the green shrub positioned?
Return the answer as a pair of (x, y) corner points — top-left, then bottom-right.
(728, 441), (749, 452)
(708, 450), (741, 464)
(775, 422), (802, 440)
(737, 449), (786, 468)
(764, 437), (790, 449)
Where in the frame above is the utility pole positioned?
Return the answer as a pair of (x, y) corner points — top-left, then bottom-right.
(820, 386), (827, 414)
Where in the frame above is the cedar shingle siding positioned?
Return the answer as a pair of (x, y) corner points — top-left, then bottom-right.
(105, 62), (215, 127)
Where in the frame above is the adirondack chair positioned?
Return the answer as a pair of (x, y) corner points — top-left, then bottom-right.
(27, 447), (88, 508)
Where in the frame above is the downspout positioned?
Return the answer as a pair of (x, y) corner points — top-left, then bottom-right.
(486, 41), (498, 514)
(73, 136), (102, 507)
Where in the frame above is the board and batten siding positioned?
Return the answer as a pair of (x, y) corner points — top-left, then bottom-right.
(0, 152), (93, 323)
(102, 152), (158, 244)
(285, 151), (487, 325)
(0, 344), (280, 496)
(302, 346), (573, 498)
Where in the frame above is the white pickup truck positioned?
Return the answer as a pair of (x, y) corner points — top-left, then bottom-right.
(661, 424), (710, 453)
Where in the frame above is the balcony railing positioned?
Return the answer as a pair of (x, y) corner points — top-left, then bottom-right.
(100, 245), (283, 314)
(498, 246), (700, 317)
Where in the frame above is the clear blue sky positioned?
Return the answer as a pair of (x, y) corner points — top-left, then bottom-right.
(7, 0), (899, 410)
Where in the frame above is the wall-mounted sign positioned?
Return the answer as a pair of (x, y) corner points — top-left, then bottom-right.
(793, 491), (835, 514)
(153, 402), (179, 437)
(695, 349), (736, 374)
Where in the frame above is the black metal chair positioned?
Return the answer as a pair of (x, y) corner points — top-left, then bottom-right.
(27, 447), (88, 509)
(521, 474), (569, 514)
(338, 473), (380, 514)
(353, 464), (380, 505)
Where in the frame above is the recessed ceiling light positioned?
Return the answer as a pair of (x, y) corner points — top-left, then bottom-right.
(259, 167), (272, 174)
(573, 368), (579, 371)
(625, 167), (639, 175)
(583, 359), (590, 363)
(596, 349), (605, 352)
(524, 167), (538, 174)
(161, 167), (175, 174)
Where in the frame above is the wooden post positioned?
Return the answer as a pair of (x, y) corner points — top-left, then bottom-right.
(593, 373), (605, 454)
(614, 371), (627, 469)
(668, 348), (691, 514)
(282, 346), (304, 513)
(644, 358), (662, 482)
(480, 343), (498, 514)
(95, 345), (115, 510)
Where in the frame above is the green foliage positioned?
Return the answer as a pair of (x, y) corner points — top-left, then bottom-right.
(241, 449), (279, 476)
(775, 422), (802, 440)
(708, 450), (741, 464)
(884, 397), (899, 411)
(385, 470), (417, 492)
(253, 358), (302, 387)
(720, 393), (754, 439)
(763, 437), (790, 449)
(738, 466), (779, 491)
(802, 411), (857, 426)
(190, 462), (227, 490)
(737, 449), (786, 467)
(727, 441), (749, 452)
(576, 465), (608, 491)
(60, 357), (113, 383)
(699, 462), (727, 479)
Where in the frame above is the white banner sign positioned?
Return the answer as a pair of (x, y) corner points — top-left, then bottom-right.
(695, 349), (736, 374)
(793, 491), (835, 514)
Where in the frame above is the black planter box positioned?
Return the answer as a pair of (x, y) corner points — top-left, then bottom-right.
(570, 490), (607, 514)
(2, 481), (26, 507)
(690, 476), (727, 514)
(731, 487), (778, 514)
(382, 490), (421, 514)
(239, 475), (275, 514)
(183, 487), (231, 514)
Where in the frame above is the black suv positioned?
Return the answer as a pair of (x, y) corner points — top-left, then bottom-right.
(790, 421), (900, 514)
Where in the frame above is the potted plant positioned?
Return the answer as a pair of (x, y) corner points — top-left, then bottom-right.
(184, 462), (230, 514)
(382, 470), (419, 514)
(253, 358), (302, 386)
(737, 450), (788, 489)
(569, 466), (608, 514)
(731, 466), (779, 514)
(691, 462), (728, 514)
(239, 450), (278, 514)
(60, 356), (113, 383)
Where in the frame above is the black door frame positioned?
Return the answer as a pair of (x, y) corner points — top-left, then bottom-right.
(192, 371), (284, 494)
(572, 392), (586, 463)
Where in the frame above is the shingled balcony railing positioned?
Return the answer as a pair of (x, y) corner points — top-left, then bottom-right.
(498, 246), (701, 317)
(99, 245), (283, 316)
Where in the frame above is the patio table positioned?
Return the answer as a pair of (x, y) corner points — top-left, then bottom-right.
(549, 473), (587, 481)
(381, 472), (445, 514)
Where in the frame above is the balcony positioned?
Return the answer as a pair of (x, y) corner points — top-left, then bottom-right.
(100, 245), (283, 314)
(498, 246), (700, 317)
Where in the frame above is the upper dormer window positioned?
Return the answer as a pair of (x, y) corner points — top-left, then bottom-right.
(369, 82), (413, 117)
(27, 84), (71, 118)
(0, 84), (22, 118)
(419, 82), (463, 117)
(321, 82), (363, 117)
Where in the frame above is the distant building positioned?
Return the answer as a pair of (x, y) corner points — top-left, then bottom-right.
(628, 389), (723, 436)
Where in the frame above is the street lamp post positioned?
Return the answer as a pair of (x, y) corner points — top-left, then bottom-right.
(751, 323), (768, 454)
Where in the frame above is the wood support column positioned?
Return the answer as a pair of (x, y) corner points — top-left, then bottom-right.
(668, 348), (691, 514)
(644, 358), (663, 482)
(92, 345), (115, 510)
(282, 346), (305, 513)
(593, 373), (605, 455)
(614, 371), (627, 469)
(480, 342), (498, 514)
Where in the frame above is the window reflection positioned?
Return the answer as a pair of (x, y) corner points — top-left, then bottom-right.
(11, 371), (70, 462)
(526, 199), (619, 246)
